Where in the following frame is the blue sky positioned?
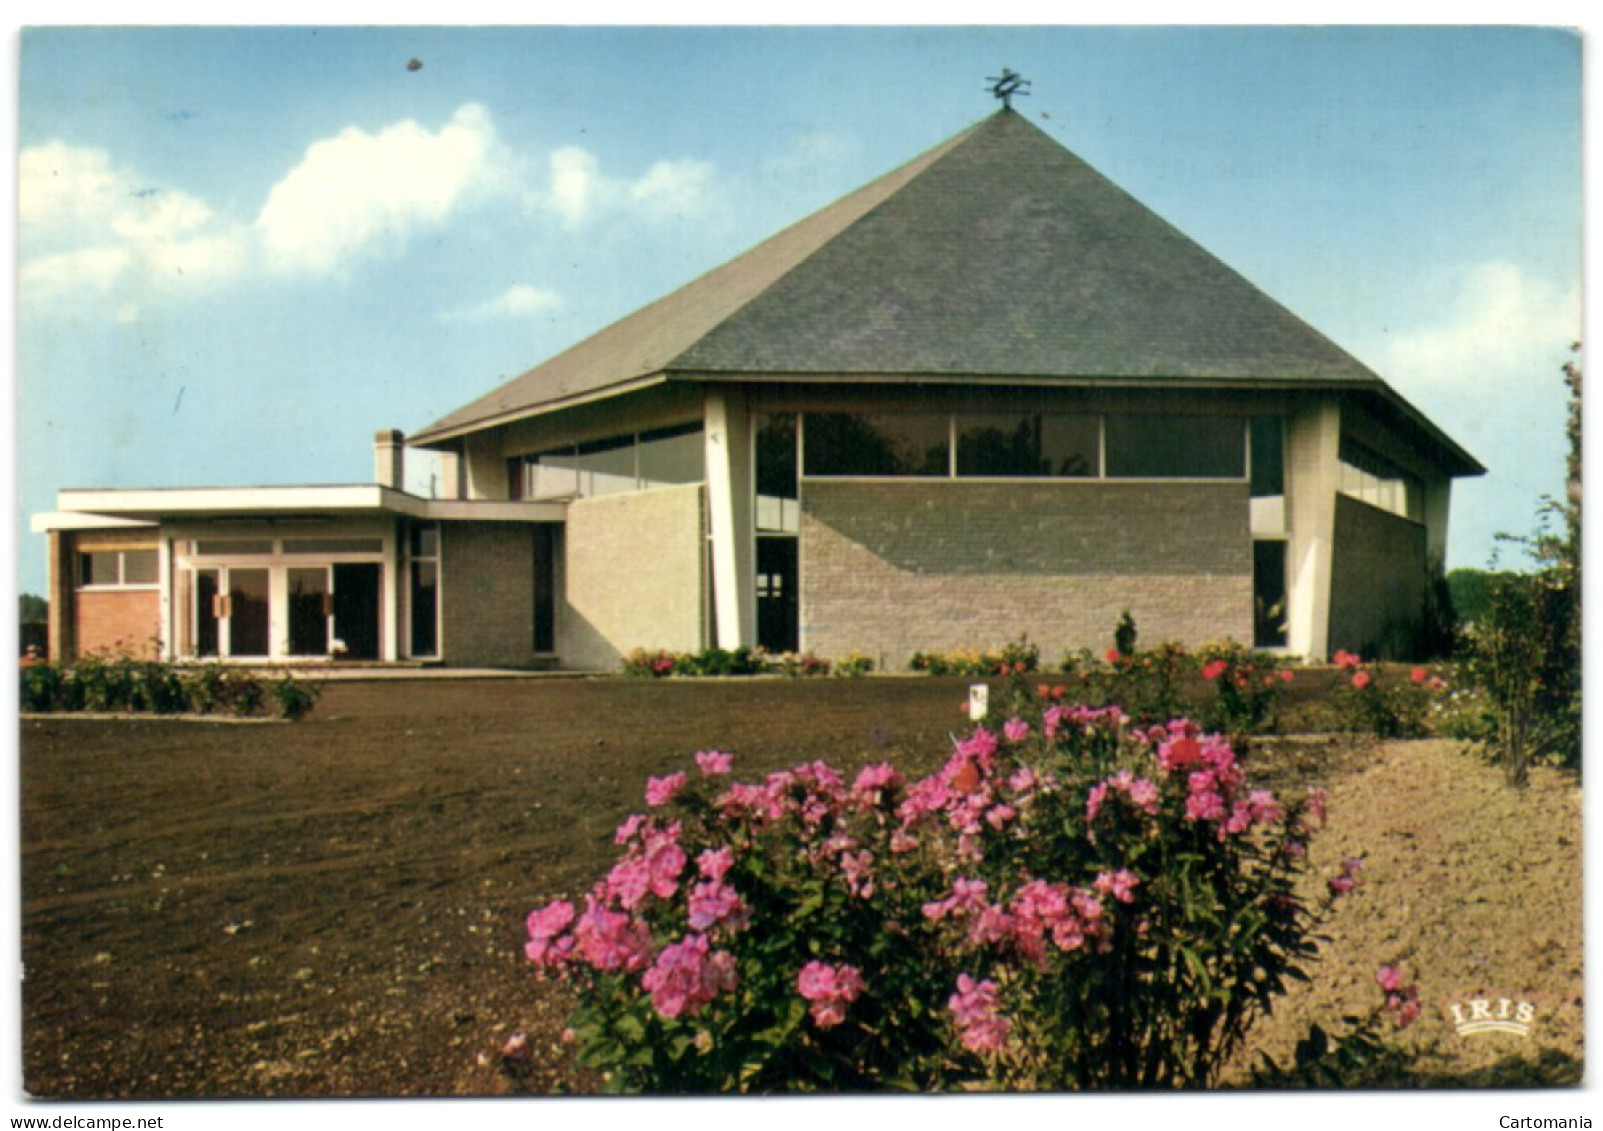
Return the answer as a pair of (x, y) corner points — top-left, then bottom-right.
(12, 24), (1584, 594)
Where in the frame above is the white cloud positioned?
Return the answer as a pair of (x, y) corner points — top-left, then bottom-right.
(1382, 261), (1581, 397)
(256, 103), (505, 276)
(18, 142), (247, 311)
(18, 104), (719, 320)
(546, 146), (715, 230)
(440, 283), (565, 323)
(549, 146), (605, 229)
(629, 158), (715, 219)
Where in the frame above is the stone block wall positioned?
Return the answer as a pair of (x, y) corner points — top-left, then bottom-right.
(439, 522), (536, 666)
(1328, 494), (1427, 657)
(560, 484), (707, 670)
(800, 480), (1252, 668)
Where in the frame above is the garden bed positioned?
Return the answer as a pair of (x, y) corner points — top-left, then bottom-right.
(17, 677), (1580, 1095)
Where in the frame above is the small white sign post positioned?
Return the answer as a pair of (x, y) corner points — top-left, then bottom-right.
(968, 683), (989, 722)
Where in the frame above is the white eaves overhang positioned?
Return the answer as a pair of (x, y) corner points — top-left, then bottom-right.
(32, 486), (565, 532)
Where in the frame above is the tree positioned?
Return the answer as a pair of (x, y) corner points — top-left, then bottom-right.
(1465, 344), (1581, 784)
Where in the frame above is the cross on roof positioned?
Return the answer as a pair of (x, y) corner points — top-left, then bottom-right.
(986, 69), (1030, 110)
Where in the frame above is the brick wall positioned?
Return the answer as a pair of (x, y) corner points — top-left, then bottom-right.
(62, 529), (161, 659)
(1329, 495), (1427, 657)
(74, 591), (161, 658)
(800, 480), (1252, 668)
(560, 485), (707, 670)
(439, 522), (536, 666)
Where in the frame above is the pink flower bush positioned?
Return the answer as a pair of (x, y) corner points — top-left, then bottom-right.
(521, 697), (1352, 1092)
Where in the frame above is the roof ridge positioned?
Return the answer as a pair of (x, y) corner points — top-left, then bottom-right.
(654, 114), (997, 375)
(411, 115), (997, 445)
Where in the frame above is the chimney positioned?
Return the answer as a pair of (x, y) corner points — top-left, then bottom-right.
(375, 429), (405, 490)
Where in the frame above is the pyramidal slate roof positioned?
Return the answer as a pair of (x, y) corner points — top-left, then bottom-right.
(412, 110), (1480, 474)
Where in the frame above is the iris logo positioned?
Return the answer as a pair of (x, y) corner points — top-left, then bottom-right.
(1448, 996), (1537, 1038)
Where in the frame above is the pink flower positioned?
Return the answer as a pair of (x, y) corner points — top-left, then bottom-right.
(949, 974), (1011, 1053)
(840, 849), (876, 898)
(1093, 869), (1141, 904)
(1002, 717), (1031, 743)
(1159, 735), (1203, 773)
(1352, 671), (1372, 691)
(1329, 856), (1364, 896)
(797, 961), (865, 1029)
(698, 845), (735, 882)
(694, 749), (735, 776)
(524, 900), (576, 968)
(923, 877), (989, 922)
(572, 895), (654, 972)
(1410, 667), (1428, 685)
(641, 934), (737, 1019)
(1375, 965), (1405, 993)
(645, 772), (687, 807)
(1202, 659), (1230, 682)
(687, 880), (749, 933)
(1279, 669), (1295, 682)
(852, 762), (902, 802)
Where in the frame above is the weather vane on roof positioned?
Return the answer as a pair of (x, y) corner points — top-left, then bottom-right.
(986, 69), (1030, 110)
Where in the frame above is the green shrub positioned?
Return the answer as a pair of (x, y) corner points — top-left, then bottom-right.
(1197, 641), (1293, 738)
(271, 673), (322, 720)
(833, 652), (874, 679)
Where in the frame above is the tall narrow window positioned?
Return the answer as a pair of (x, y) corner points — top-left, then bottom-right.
(533, 524), (558, 654)
(1253, 540), (1289, 648)
(409, 524), (439, 658)
(755, 413), (800, 653)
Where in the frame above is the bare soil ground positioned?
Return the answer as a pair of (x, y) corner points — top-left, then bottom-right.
(17, 677), (1582, 1096)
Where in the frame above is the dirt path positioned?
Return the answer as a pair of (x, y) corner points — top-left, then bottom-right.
(1236, 738), (1583, 1086)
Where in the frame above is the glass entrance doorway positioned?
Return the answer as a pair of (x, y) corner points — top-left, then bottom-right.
(285, 564), (382, 659)
(193, 567), (271, 658)
(177, 532), (388, 662)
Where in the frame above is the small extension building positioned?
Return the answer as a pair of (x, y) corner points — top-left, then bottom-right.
(35, 106), (1482, 670)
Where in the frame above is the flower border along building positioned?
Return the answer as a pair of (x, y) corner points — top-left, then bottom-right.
(36, 106), (1482, 670)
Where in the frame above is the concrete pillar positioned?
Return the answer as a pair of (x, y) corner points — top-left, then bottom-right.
(435, 450), (463, 500)
(1284, 398), (1341, 661)
(47, 530), (74, 662)
(704, 389), (755, 649)
(375, 429), (405, 489)
(462, 433), (506, 500)
(157, 535), (174, 661)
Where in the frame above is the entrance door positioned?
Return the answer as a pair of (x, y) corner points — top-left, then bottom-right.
(756, 536), (799, 654)
(192, 567), (270, 657)
(227, 569), (271, 657)
(287, 567), (332, 656)
(333, 563), (381, 660)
